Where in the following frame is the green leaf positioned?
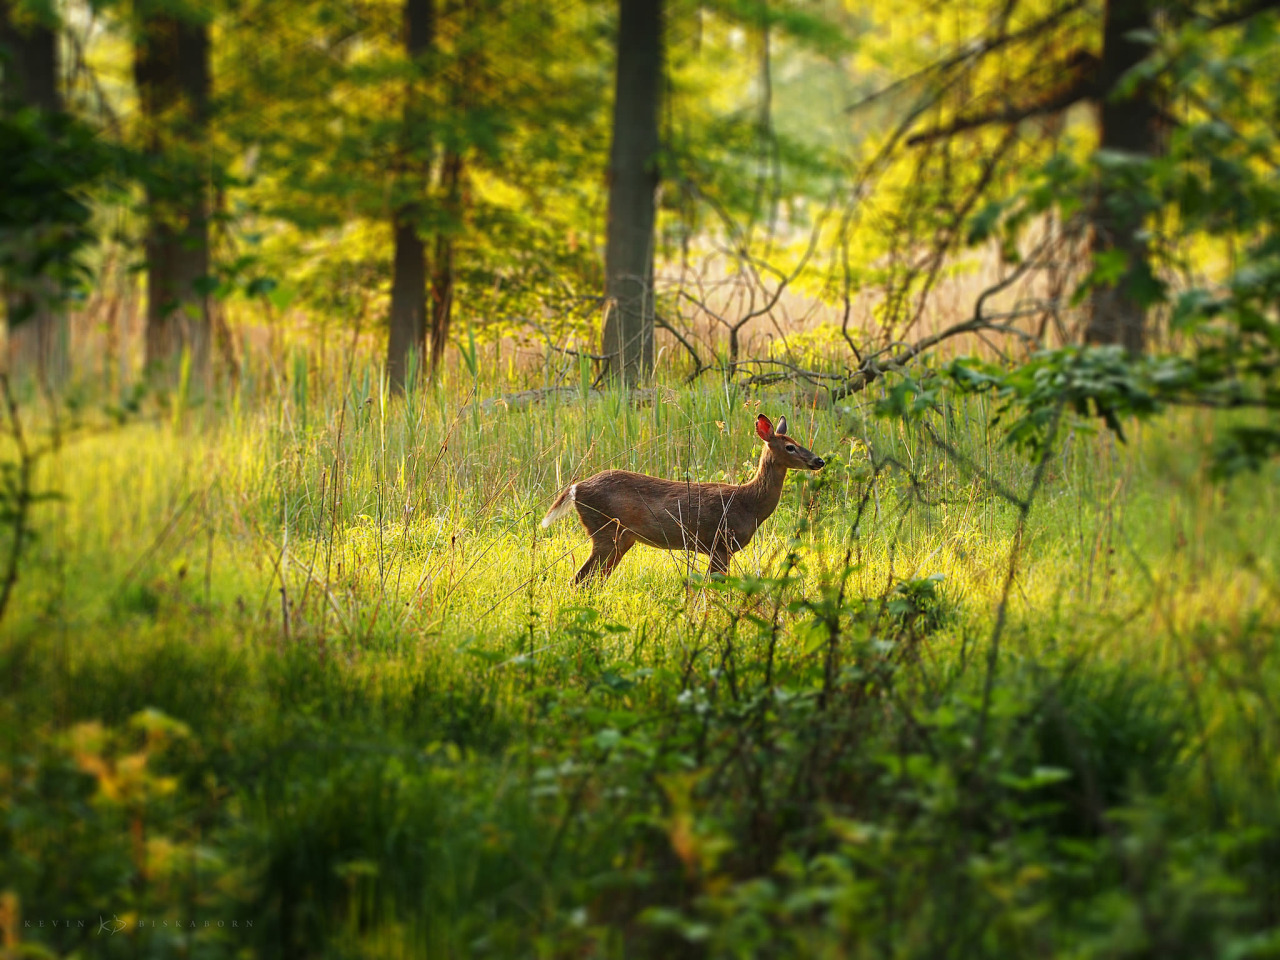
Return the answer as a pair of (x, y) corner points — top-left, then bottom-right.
(966, 200), (1005, 245)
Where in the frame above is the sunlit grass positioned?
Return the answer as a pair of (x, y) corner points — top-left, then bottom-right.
(31, 359), (1277, 648)
(4, 348), (1278, 956)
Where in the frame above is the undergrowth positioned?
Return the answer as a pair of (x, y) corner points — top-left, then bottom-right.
(1, 354), (1278, 958)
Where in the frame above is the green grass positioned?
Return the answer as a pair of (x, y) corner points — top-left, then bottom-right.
(2, 352), (1278, 958)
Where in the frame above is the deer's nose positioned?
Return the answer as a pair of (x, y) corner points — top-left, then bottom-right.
(812, 457), (825, 469)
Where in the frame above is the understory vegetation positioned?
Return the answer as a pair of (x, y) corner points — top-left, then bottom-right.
(3, 354), (1278, 957)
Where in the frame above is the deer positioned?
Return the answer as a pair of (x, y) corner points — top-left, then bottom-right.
(540, 414), (825, 584)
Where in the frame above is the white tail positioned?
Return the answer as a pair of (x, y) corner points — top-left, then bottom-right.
(541, 414), (824, 584)
(540, 484), (577, 528)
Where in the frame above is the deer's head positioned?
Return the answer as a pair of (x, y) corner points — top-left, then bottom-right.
(756, 415), (825, 471)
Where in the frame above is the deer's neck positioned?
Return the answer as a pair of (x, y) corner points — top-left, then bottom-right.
(738, 445), (788, 522)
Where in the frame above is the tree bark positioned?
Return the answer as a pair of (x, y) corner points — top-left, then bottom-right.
(602, 0), (663, 383)
(0, 2), (57, 110)
(428, 0), (480, 375)
(429, 148), (461, 372)
(1085, 0), (1158, 353)
(386, 0), (435, 393)
(1, 0), (68, 387)
(134, 5), (211, 379)
(388, 220), (427, 389)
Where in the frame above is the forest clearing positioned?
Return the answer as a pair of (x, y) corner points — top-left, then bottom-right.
(2, 0), (1279, 956)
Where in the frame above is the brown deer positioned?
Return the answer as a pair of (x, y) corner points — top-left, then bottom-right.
(541, 414), (825, 584)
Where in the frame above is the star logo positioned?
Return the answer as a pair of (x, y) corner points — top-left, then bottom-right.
(98, 915), (126, 935)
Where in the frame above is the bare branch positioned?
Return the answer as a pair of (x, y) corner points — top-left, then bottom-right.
(654, 311), (706, 380)
(521, 316), (611, 362)
(1203, 0), (1280, 31)
(830, 234), (1063, 401)
(905, 76), (1094, 146)
(843, 0), (1088, 116)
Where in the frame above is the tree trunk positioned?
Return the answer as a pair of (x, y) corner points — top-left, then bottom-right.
(429, 149), (461, 372)
(134, 6), (211, 380)
(1085, 0), (1157, 353)
(388, 220), (427, 389)
(386, 0), (435, 393)
(602, 0), (663, 383)
(0, 1), (57, 110)
(1, 0), (68, 387)
(428, 0), (480, 375)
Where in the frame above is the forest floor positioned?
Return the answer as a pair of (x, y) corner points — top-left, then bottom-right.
(3, 358), (1279, 958)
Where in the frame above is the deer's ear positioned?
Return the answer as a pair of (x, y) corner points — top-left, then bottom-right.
(755, 414), (774, 440)
(775, 415), (788, 437)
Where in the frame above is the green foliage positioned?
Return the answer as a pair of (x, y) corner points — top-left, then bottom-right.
(887, 571), (953, 633)
(948, 346), (1162, 452)
(0, 109), (115, 319)
(946, 344), (1278, 475)
(947, 12), (1280, 476)
(1209, 424), (1280, 479)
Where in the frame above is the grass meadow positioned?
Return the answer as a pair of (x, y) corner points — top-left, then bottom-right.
(3, 344), (1279, 958)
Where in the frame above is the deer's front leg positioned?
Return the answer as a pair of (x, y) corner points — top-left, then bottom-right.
(704, 522), (740, 580)
(707, 552), (731, 579)
(707, 543), (732, 579)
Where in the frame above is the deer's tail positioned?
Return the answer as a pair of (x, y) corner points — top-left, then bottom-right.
(540, 484), (577, 528)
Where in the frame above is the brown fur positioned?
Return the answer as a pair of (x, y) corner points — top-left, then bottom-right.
(542, 414), (824, 584)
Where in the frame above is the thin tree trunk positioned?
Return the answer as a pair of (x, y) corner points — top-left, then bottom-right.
(1085, 0), (1157, 353)
(602, 0), (663, 382)
(429, 149), (461, 372)
(210, 183), (239, 380)
(1, 0), (68, 387)
(386, 0), (435, 393)
(428, 0), (480, 374)
(134, 6), (211, 379)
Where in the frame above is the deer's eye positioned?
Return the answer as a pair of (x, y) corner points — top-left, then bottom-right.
(785, 444), (796, 453)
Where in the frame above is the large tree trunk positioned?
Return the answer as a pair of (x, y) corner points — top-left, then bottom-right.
(0, 1), (57, 109)
(386, 0), (435, 393)
(134, 6), (211, 379)
(601, 0), (663, 383)
(387, 220), (427, 389)
(1085, 0), (1158, 353)
(1, 0), (68, 387)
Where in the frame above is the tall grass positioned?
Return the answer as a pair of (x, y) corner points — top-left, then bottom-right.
(2, 347), (1278, 957)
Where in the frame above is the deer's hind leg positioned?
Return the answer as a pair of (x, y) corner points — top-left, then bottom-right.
(573, 521), (635, 585)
